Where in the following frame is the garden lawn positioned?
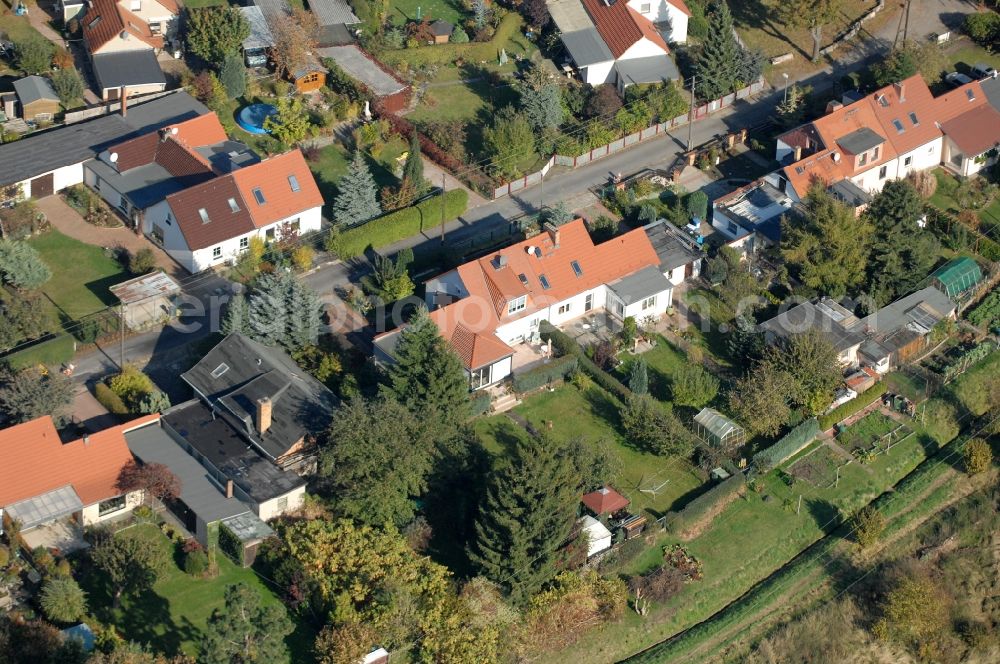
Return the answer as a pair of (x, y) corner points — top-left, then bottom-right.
(929, 168), (1000, 235)
(549, 415), (943, 664)
(81, 524), (309, 661)
(947, 45), (1000, 77)
(28, 229), (130, 320)
(389, 0), (466, 25)
(731, 0), (883, 59)
(308, 141), (402, 215)
(475, 384), (705, 518)
(616, 335), (687, 401)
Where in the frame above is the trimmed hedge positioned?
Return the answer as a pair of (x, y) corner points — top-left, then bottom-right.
(752, 418), (821, 471)
(4, 333), (74, 370)
(666, 474), (745, 535)
(94, 382), (128, 416)
(539, 322), (633, 402)
(818, 383), (887, 430)
(330, 189), (468, 259)
(377, 14), (523, 67)
(512, 355), (578, 393)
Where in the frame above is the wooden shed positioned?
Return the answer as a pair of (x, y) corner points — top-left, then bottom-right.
(13, 76), (60, 122)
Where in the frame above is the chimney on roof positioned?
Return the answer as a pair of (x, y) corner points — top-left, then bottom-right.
(83, 434), (90, 446)
(793, 145), (802, 162)
(543, 222), (561, 248)
(826, 100), (843, 114)
(256, 397), (272, 436)
(225, 479), (234, 498)
(120, 86), (127, 117)
(894, 81), (905, 102)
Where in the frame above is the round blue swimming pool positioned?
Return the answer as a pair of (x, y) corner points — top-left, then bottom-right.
(237, 103), (278, 134)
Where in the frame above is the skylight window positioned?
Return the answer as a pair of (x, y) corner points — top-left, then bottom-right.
(88, 16), (102, 29)
(252, 187), (266, 204)
(288, 175), (300, 192)
(210, 363), (229, 378)
(539, 275), (551, 290)
(571, 260), (583, 277)
(227, 198), (239, 213)
(198, 208), (210, 224)
(892, 119), (905, 133)
(518, 273), (529, 287)
(877, 94), (889, 107)
(967, 89), (976, 101)
(908, 112), (919, 126)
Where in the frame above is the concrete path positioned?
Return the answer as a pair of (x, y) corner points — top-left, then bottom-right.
(35, 195), (180, 276)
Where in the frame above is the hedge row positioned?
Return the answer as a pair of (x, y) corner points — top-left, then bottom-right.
(329, 189), (469, 259)
(512, 355), (578, 393)
(94, 382), (128, 417)
(540, 323), (633, 402)
(377, 14), (524, 67)
(818, 383), (887, 430)
(3, 333), (74, 370)
(752, 418), (821, 471)
(665, 474), (745, 536)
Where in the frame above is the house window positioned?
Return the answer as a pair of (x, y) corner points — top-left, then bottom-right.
(212, 246), (222, 259)
(198, 208), (210, 224)
(640, 2), (651, 12)
(904, 155), (912, 167)
(288, 175), (300, 192)
(570, 260), (583, 277)
(641, 296), (656, 310)
(289, 219), (300, 233)
(858, 152), (868, 167)
(539, 274), (551, 290)
(584, 293), (593, 311)
(252, 187), (266, 204)
(164, 212), (172, 226)
(558, 303), (571, 315)
(94, 177), (101, 191)
(873, 146), (880, 160)
(118, 195), (128, 212)
(909, 112), (919, 126)
(149, 22), (161, 35)
(892, 119), (904, 133)
(265, 227), (276, 240)
(507, 295), (526, 314)
(228, 198), (240, 213)
(239, 237), (249, 250)
(470, 365), (490, 389)
(952, 152), (964, 168)
(727, 220), (738, 235)
(276, 496), (288, 512)
(879, 165), (888, 179)
(98, 495), (126, 516)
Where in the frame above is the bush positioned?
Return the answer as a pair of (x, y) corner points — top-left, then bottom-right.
(128, 248), (156, 275)
(962, 437), (992, 475)
(512, 355), (579, 393)
(666, 474), (745, 536)
(0, 544), (9, 567)
(94, 382), (129, 416)
(378, 13), (523, 67)
(329, 189), (468, 259)
(752, 418), (821, 471)
(184, 547), (209, 576)
(964, 11), (1000, 47)
(470, 391), (492, 417)
(817, 383), (887, 430)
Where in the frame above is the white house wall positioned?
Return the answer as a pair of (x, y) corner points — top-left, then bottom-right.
(21, 162), (86, 198)
(495, 285), (609, 344)
(621, 286), (673, 319)
(80, 490), (143, 526)
(896, 139), (942, 179)
(256, 485), (306, 521)
(627, 1), (689, 43)
(101, 83), (166, 101)
(582, 60), (615, 85)
(619, 37), (669, 61)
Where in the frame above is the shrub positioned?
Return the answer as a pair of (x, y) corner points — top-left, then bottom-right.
(964, 11), (1000, 47)
(108, 365), (156, 409)
(39, 576), (87, 623)
(329, 189), (468, 259)
(291, 245), (315, 272)
(128, 248), (156, 275)
(184, 547), (209, 576)
(0, 544), (8, 567)
(377, 13), (523, 67)
(752, 418), (821, 471)
(470, 391), (492, 417)
(851, 505), (885, 549)
(94, 382), (129, 416)
(512, 355), (579, 393)
(962, 438), (992, 475)
(817, 383), (887, 430)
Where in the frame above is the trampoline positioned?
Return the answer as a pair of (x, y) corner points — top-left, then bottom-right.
(237, 103), (278, 135)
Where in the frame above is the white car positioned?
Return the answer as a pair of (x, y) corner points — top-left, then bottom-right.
(946, 71), (974, 87)
(971, 63), (998, 80)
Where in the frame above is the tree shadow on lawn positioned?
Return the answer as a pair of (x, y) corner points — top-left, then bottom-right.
(806, 498), (844, 536)
(728, 0), (811, 60)
(85, 273), (130, 309)
(582, 385), (625, 434)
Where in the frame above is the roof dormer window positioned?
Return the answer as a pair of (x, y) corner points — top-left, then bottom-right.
(228, 198), (239, 213)
(966, 89), (976, 101)
(507, 295), (526, 315)
(288, 175), (300, 192)
(252, 187), (266, 204)
(198, 208), (210, 224)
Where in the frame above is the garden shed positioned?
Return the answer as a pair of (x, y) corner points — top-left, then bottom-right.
(930, 257), (982, 299)
(110, 271), (181, 331)
(219, 512), (275, 567)
(693, 407), (745, 449)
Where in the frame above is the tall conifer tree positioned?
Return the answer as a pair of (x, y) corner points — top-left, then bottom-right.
(333, 151), (381, 226)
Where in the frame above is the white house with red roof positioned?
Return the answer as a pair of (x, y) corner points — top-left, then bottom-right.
(376, 218), (702, 390)
(0, 415), (158, 547)
(548, 0), (687, 89)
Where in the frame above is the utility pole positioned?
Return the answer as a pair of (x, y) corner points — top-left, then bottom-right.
(687, 75), (696, 151)
(439, 172), (446, 245)
(903, 0), (911, 43)
(119, 303), (126, 368)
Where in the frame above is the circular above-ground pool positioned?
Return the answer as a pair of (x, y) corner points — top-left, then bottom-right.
(237, 103), (278, 134)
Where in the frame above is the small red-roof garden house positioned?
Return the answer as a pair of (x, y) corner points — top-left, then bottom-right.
(0, 415), (157, 551)
(581, 485), (630, 516)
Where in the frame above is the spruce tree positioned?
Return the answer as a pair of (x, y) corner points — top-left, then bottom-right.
(403, 133), (425, 193)
(219, 53), (247, 99)
(383, 307), (469, 423)
(695, 1), (743, 100)
(468, 433), (580, 605)
(333, 151), (382, 226)
(629, 358), (649, 395)
(221, 292), (249, 336)
(245, 271), (320, 351)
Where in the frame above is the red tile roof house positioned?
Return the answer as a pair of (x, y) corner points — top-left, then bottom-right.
(82, 0), (179, 100)
(374, 218), (702, 390)
(775, 74), (1000, 203)
(0, 415), (158, 552)
(547, 0), (688, 90)
(82, 112), (324, 273)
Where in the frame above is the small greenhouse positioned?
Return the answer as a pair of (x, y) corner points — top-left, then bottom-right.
(693, 407), (746, 450)
(930, 257), (982, 299)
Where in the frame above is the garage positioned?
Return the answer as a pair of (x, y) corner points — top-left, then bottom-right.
(30, 173), (54, 198)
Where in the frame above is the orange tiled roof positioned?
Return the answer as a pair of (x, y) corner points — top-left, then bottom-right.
(0, 415), (158, 507)
(106, 113), (226, 177)
(83, 0), (165, 53)
(230, 150), (325, 228)
(580, 0), (669, 59)
(940, 103), (1000, 157)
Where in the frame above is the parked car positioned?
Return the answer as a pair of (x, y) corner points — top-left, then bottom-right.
(946, 71), (974, 87)
(970, 63), (998, 80)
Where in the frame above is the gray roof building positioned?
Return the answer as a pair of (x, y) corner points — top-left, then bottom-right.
(0, 90), (208, 187)
(615, 55), (680, 87)
(836, 127), (885, 155)
(317, 45), (406, 96)
(181, 333), (337, 465)
(759, 298), (865, 353)
(561, 28), (614, 66)
(92, 50), (166, 92)
(240, 6), (275, 52)
(642, 219), (702, 273)
(861, 287), (955, 337)
(309, 0), (360, 46)
(12, 75), (58, 106)
(607, 265), (673, 304)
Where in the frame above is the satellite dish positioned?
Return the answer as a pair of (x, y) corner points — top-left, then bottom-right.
(171, 127), (179, 135)
(121, 30), (129, 40)
(832, 151), (841, 162)
(109, 152), (118, 163)
(525, 245), (537, 256)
